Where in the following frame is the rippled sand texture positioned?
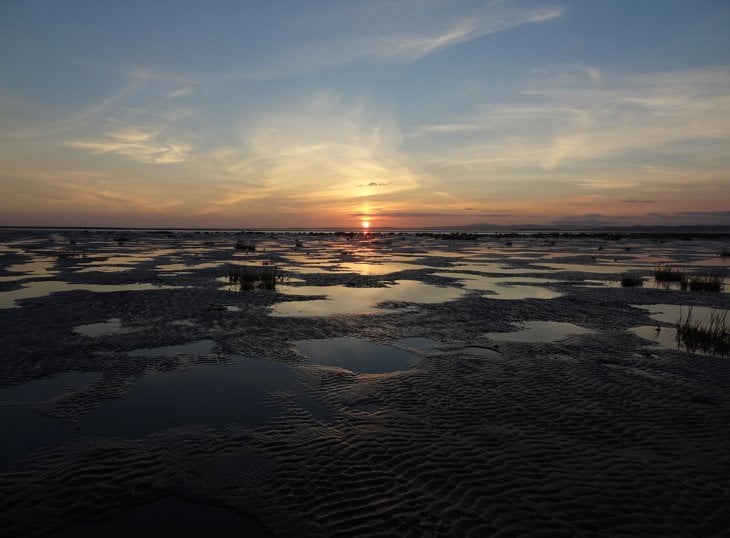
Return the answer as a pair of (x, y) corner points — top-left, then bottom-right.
(1, 229), (729, 537)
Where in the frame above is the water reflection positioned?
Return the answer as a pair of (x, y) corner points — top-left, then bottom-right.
(271, 280), (464, 317)
(128, 339), (217, 358)
(83, 356), (330, 437)
(629, 326), (683, 352)
(630, 304), (730, 356)
(74, 318), (125, 337)
(0, 371), (99, 403)
(75, 265), (133, 273)
(486, 321), (595, 343)
(156, 261), (226, 272)
(294, 337), (416, 373)
(433, 272), (561, 300)
(537, 262), (641, 274)
(0, 372), (99, 466)
(0, 406), (73, 467)
(336, 261), (430, 275)
(0, 257), (57, 282)
(451, 262), (551, 274)
(690, 257), (730, 267)
(632, 304), (730, 325)
(0, 281), (180, 309)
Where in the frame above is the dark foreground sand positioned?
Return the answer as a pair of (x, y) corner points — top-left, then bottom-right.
(1, 230), (729, 536)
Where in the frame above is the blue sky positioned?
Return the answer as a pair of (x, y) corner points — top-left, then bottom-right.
(1, 0), (728, 228)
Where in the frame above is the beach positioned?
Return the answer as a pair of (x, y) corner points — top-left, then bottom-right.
(1, 229), (729, 536)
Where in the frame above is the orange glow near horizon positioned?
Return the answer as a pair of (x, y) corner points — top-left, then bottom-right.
(361, 220), (371, 230)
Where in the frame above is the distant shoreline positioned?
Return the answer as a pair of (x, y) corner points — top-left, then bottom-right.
(0, 224), (730, 233)
(1, 224), (730, 235)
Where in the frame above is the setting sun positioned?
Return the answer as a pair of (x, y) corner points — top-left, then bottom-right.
(361, 220), (371, 230)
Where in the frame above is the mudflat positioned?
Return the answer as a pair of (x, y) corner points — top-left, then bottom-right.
(1, 229), (729, 536)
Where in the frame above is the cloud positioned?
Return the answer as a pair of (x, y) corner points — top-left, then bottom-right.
(62, 96), (198, 165)
(238, 2), (564, 78)
(0, 166), (186, 217)
(410, 66), (730, 179)
(340, 4), (564, 64)
(67, 128), (194, 164)
(358, 182), (390, 187)
(0, 80), (144, 140)
(167, 87), (195, 99)
(351, 210), (513, 219)
(622, 199), (653, 204)
(526, 67), (730, 170)
(527, 64), (604, 89)
(201, 92), (422, 215)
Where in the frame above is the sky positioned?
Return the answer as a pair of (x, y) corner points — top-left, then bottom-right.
(1, 0), (729, 229)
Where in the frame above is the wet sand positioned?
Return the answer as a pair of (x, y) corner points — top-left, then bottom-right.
(1, 229), (729, 536)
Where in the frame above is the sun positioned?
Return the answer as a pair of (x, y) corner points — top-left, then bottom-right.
(361, 220), (371, 230)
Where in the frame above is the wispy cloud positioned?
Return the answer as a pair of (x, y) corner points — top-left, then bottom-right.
(166, 87), (195, 99)
(351, 210), (514, 219)
(412, 66), (730, 175)
(67, 128), (194, 164)
(0, 166), (185, 219)
(231, 1), (564, 79)
(202, 92), (421, 215)
(358, 182), (390, 188)
(322, 5), (562, 64)
(0, 80), (144, 140)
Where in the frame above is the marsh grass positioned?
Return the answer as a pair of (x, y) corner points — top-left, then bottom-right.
(621, 274), (644, 287)
(228, 264), (284, 291)
(681, 270), (725, 292)
(441, 233), (479, 241)
(235, 241), (256, 251)
(56, 251), (88, 261)
(655, 265), (685, 282)
(676, 307), (729, 356)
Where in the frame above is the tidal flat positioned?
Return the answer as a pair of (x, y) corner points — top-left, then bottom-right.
(1, 229), (729, 536)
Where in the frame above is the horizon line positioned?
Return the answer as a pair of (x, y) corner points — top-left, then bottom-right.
(2, 223), (730, 233)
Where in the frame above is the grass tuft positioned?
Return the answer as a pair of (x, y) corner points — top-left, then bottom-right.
(56, 251), (88, 261)
(620, 274), (644, 287)
(228, 264), (283, 291)
(676, 307), (729, 356)
(655, 265), (685, 282)
(235, 241), (256, 251)
(681, 270), (725, 292)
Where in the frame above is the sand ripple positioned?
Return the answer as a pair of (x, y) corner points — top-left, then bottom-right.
(1, 232), (729, 536)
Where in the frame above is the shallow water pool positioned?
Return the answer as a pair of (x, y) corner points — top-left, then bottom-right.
(486, 321), (595, 343)
(0, 280), (180, 309)
(433, 272), (562, 300)
(271, 280), (464, 317)
(74, 318), (126, 337)
(630, 304), (730, 357)
(128, 339), (218, 358)
(294, 337), (417, 374)
(83, 356), (330, 437)
(0, 371), (100, 403)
